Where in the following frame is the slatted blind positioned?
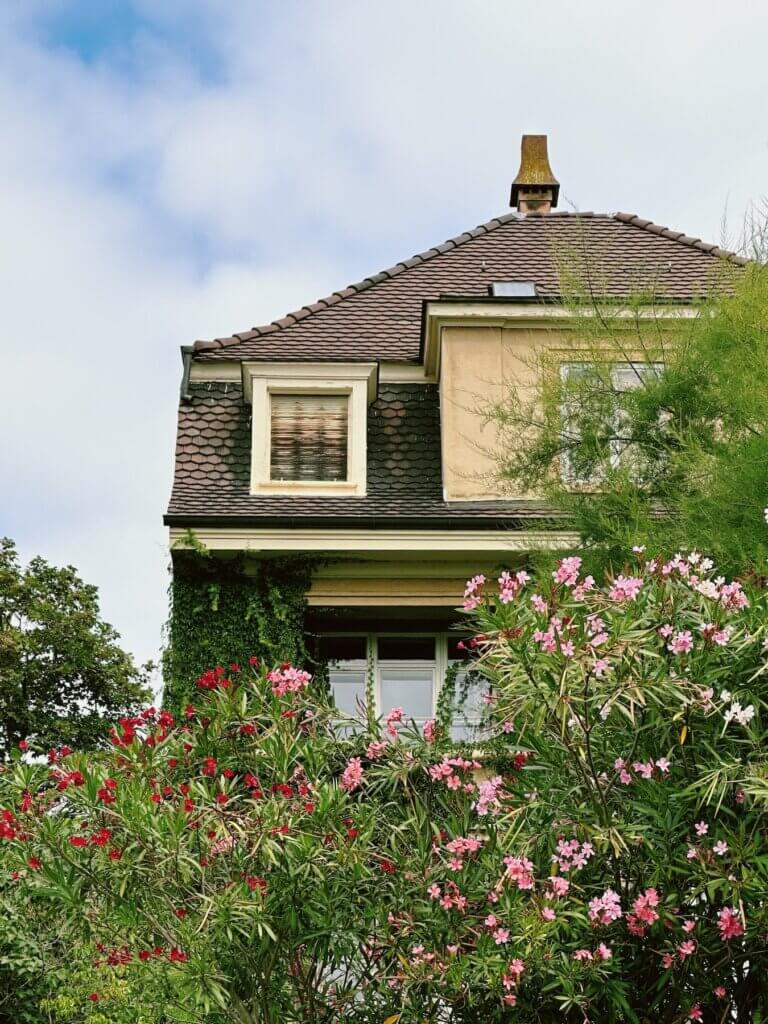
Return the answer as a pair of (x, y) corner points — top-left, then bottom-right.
(269, 393), (349, 481)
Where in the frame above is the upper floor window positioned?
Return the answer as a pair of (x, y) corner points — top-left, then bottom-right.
(560, 361), (663, 484)
(244, 361), (377, 497)
(270, 393), (349, 482)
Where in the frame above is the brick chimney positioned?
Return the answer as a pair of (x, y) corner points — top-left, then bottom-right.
(510, 135), (559, 214)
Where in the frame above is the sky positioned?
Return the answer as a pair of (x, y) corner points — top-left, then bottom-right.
(2, 0), (767, 685)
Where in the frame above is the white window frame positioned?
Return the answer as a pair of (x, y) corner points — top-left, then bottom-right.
(244, 362), (377, 497)
(323, 633), (484, 735)
(559, 360), (663, 485)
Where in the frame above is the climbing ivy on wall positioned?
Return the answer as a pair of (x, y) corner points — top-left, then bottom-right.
(162, 537), (316, 713)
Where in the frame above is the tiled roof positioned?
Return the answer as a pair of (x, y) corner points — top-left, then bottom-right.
(193, 211), (744, 364)
(166, 382), (556, 525)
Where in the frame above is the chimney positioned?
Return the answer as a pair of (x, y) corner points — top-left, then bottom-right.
(510, 134), (560, 214)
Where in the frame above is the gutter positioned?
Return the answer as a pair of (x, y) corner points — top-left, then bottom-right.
(180, 345), (194, 403)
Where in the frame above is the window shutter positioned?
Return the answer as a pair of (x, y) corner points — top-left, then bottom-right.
(270, 394), (349, 481)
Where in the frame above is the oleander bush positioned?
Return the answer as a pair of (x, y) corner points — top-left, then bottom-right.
(1, 549), (767, 1023)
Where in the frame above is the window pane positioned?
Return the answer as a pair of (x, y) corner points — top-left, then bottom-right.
(449, 669), (488, 741)
(377, 636), (435, 660)
(329, 670), (367, 716)
(380, 668), (434, 721)
(270, 394), (348, 482)
(318, 636), (367, 662)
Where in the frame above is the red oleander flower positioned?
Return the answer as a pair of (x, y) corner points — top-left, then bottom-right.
(201, 757), (217, 777)
(69, 836), (88, 848)
(379, 858), (396, 874)
(18, 740), (28, 751)
(169, 948), (188, 962)
(108, 848), (122, 861)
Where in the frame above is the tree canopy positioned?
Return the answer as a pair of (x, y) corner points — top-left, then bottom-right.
(0, 537), (151, 758)
(490, 261), (768, 577)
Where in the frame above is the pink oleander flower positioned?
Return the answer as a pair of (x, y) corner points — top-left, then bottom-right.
(366, 739), (388, 760)
(267, 666), (312, 697)
(592, 658), (609, 677)
(678, 939), (696, 960)
(620, 770), (632, 785)
(682, 920), (695, 933)
(547, 876), (570, 898)
(631, 888), (659, 926)
(493, 928), (510, 945)
(552, 556), (582, 587)
(503, 855), (535, 891)
(668, 630), (694, 655)
(427, 884), (441, 900)
(541, 907), (556, 921)
(531, 594), (548, 613)
(609, 575), (643, 603)
(688, 1004), (703, 1021)
(422, 720), (436, 743)
(694, 821), (708, 837)
(596, 943), (612, 961)
(717, 907), (744, 941)
(573, 949), (593, 961)
(655, 756), (671, 773)
(498, 569), (529, 603)
(384, 707), (404, 738)
(714, 986), (727, 998)
(463, 574), (486, 611)
(687, 847), (698, 860)
(448, 857), (464, 872)
(662, 953), (674, 969)
(340, 756), (364, 792)
(473, 775), (505, 817)
(588, 887), (622, 925)
(633, 761), (654, 780)
(713, 840), (728, 856)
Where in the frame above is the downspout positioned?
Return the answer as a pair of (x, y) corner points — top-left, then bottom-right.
(180, 345), (194, 403)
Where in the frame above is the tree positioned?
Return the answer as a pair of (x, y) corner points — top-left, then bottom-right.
(0, 537), (151, 758)
(2, 550), (767, 1022)
(488, 259), (768, 577)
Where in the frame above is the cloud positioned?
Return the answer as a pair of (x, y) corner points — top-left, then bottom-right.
(1, 0), (767, 677)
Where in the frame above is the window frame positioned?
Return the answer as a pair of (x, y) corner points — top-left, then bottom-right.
(244, 362), (377, 497)
(323, 632), (484, 735)
(559, 360), (663, 486)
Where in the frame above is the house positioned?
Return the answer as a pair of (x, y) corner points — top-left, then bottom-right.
(165, 135), (742, 725)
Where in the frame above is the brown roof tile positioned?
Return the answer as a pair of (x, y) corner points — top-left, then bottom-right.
(192, 211), (744, 364)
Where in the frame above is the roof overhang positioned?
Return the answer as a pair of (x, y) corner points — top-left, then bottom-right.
(169, 525), (579, 555)
(241, 361), (379, 403)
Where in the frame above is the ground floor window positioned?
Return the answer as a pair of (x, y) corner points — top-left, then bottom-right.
(318, 633), (485, 739)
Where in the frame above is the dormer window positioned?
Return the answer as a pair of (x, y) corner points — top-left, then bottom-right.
(244, 361), (377, 496)
(270, 393), (349, 482)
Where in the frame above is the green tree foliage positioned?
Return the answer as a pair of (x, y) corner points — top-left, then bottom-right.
(2, 553), (767, 1022)
(489, 262), (768, 577)
(0, 538), (151, 759)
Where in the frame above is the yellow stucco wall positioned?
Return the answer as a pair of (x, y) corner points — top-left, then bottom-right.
(440, 324), (566, 500)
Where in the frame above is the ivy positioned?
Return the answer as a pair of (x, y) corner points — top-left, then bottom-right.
(162, 542), (316, 713)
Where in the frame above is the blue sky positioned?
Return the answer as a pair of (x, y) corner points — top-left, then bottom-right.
(2, 0), (767, 686)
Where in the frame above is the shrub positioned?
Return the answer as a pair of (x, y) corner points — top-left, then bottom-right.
(1, 551), (767, 1022)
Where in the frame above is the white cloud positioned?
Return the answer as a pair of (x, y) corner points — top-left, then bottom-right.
(1, 0), (767, 674)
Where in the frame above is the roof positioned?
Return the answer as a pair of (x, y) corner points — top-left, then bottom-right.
(193, 211), (745, 364)
(166, 382), (557, 526)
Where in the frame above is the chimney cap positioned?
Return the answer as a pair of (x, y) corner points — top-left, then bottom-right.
(510, 134), (560, 209)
